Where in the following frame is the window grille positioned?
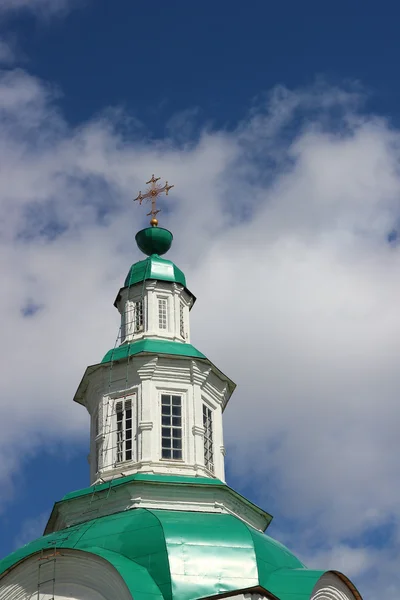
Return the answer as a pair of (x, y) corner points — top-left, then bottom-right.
(122, 300), (143, 342)
(203, 404), (214, 472)
(161, 394), (182, 459)
(158, 298), (168, 330)
(116, 398), (133, 463)
(180, 302), (185, 338)
(134, 300), (143, 332)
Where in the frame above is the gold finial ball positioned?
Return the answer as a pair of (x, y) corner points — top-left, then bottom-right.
(150, 218), (159, 227)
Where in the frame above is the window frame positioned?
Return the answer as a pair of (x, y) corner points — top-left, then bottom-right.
(133, 299), (144, 333)
(203, 403), (214, 473)
(160, 392), (183, 461)
(158, 296), (168, 331)
(179, 301), (185, 338)
(121, 299), (144, 342)
(113, 393), (136, 465)
(93, 404), (104, 475)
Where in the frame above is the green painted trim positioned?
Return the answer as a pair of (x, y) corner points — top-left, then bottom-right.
(62, 473), (224, 501)
(101, 339), (206, 364)
(125, 255), (186, 288)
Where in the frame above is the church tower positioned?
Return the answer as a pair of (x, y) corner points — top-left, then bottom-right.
(0, 177), (363, 600)
(78, 222), (233, 486)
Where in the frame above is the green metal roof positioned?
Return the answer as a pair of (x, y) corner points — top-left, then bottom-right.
(135, 227), (173, 257)
(0, 508), (330, 600)
(101, 339), (206, 364)
(125, 255), (186, 288)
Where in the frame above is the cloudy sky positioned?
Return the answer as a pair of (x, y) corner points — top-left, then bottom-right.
(1, 1), (400, 598)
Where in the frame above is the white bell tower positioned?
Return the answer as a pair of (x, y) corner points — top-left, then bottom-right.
(74, 177), (235, 486)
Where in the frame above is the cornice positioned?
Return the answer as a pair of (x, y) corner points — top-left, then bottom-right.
(46, 477), (272, 535)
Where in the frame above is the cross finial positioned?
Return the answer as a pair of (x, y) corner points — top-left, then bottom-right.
(133, 174), (174, 227)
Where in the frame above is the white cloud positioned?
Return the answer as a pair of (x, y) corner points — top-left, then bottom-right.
(303, 542), (400, 599)
(305, 544), (375, 579)
(0, 0), (82, 17)
(0, 39), (16, 64)
(13, 512), (48, 549)
(0, 68), (400, 597)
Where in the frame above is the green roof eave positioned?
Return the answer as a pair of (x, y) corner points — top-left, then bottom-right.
(61, 473), (224, 502)
(101, 339), (206, 363)
(45, 473), (272, 535)
(73, 340), (236, 410)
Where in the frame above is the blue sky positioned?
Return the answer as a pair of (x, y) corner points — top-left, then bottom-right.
(1, 1), (400, 598)
(12, 0), (400, 132)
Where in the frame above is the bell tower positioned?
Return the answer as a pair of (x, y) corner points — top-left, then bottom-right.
(74, 176), (235, 485)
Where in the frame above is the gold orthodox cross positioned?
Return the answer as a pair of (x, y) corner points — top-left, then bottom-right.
(134, 174), (174, 226)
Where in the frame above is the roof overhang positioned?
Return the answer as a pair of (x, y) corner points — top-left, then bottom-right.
(113, 281), (196, 309)
(74, 346), (236, 410)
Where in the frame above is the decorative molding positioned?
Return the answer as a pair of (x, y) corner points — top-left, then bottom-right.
(137, 356), (158, 380)
(50, 480), (271, 534)
(310, 572), (359, 600)
(190, 360), (212, 385)
(138, 421), (153, 431)
(192, 425), (205, 436)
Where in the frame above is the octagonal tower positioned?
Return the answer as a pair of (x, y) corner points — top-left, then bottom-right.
(74, 224), (235, 485)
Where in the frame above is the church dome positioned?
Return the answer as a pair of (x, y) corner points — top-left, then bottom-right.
(135, 226), (173, 256)
(122, 225), (187, 290)
(124, 254), (186, 288)
(0, 504), (357, 600)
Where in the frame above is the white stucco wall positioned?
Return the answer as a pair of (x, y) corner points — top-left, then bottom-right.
(310, 572), (359, 600)
(0, 550), (132, 600)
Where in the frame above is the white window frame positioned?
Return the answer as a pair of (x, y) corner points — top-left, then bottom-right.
(160, 393), (183, 460)
(179, 301), (185, 338)
(203, 403), (214, 473)
(122, 299), (144, 342)
(133, 299), (144, 333)
(114, 393), (136, 465)
(158, 296), (168, 331)
(93, 404), (104, 475)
